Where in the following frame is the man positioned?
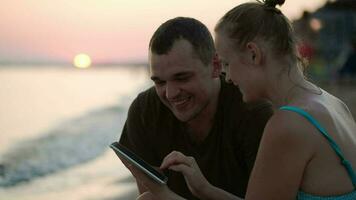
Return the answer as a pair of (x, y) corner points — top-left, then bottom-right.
(119, 17), (273, 199)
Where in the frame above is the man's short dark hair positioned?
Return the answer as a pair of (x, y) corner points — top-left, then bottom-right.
(149, 17), (215, 66)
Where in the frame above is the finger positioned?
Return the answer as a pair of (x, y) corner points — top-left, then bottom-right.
(160, 151), (180, 169)
(129, 164), (146, 179)
(136, 191), (155, 200)
(168, 164), (193, 176)
(129, 165), (162, 192)
(160, 151), (192, 169)
(122, 160), (149, 183)
(117, 155), (134, 169)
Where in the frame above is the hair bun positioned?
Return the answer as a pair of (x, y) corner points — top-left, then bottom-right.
(264, 0), (285, 7)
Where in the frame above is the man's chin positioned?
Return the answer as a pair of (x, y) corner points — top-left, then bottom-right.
(172, 110), (194, 122)
(174, 114), (191, 122)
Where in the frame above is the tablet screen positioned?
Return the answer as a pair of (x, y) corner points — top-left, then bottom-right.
(110, 142), (168, 184)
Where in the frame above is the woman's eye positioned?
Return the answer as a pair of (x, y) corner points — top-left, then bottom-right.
(221, 60), (228, 66)
(221, 61), (229, 71)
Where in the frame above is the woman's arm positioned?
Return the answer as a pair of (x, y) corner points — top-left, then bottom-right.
(245, 111), (314, 200)
(160, 151), (243, 200)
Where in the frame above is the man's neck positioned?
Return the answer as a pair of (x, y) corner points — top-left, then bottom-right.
(186, 79), (221, 143)
(186, 115), (215, 143)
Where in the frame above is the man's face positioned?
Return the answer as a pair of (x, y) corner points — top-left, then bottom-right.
(149, 39), (217, 122)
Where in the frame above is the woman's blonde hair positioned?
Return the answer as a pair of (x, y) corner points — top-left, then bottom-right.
(215, 0), (298, 61)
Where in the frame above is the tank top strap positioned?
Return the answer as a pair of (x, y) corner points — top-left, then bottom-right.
(279, 106), (356, 188)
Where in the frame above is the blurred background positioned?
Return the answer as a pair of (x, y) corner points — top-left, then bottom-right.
(0, 0), (355, 199)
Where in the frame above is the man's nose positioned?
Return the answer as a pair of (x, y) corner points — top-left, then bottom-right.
(165, 82), (180, 100)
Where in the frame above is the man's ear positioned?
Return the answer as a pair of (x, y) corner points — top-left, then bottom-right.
(212, 53), (222, 78)
(246, 42), (263, 65)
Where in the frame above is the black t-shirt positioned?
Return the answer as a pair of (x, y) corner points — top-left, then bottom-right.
(119, 78), (273, 199)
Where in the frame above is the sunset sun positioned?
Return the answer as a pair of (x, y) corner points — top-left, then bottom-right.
(73, 54), (92, 68)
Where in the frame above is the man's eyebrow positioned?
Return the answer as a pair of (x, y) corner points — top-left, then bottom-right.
(151, 71), (193, 81)
(150, 76), (161, 81)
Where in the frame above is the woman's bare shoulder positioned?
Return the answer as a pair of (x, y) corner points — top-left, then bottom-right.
(262, 109), (318, 152)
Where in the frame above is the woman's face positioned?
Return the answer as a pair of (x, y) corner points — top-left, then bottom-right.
(215, 31), (265, 102)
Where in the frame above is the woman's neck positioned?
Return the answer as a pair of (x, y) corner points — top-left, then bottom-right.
(264, 63), (319, 108)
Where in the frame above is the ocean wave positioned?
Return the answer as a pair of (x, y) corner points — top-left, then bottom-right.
(0, 105), (127, 187)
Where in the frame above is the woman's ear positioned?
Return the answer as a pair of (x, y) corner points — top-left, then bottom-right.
(212, 53), (222, 78)
(246, 42), (263, 65)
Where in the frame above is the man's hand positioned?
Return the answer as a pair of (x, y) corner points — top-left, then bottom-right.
(118, 156), (185, 200)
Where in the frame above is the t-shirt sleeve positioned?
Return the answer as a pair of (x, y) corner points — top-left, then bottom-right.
(119, 95), (158, 166)
(241, 102), (273, 175)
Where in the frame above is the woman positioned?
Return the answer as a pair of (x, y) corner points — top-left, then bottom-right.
(130, 0), (356, 199)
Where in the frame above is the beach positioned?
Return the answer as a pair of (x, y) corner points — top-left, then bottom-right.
(0, 66), (148, 200)
(0, 66), (355, 200)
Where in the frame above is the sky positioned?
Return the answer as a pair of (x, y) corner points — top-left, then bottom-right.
(0, 0), (327, 64)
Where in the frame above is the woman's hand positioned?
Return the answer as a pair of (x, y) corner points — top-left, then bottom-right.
(160, 151), (213, 199)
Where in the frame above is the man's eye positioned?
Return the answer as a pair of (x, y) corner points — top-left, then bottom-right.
(175, 75), (191, 82)
(155, 81), (165, 86)
(176, 77), (188, 81)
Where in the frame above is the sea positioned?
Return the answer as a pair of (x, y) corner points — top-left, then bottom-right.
(0, 65), (151, 200)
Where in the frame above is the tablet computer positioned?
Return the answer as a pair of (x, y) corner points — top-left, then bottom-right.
(110, 142), (168, 185)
